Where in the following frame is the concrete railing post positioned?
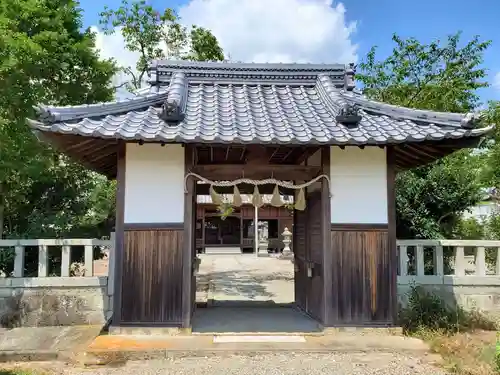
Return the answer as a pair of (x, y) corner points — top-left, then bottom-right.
(454, 246), (466, 276)
(433, 245), (444, 276)
(399, 245), (408, 276)
(38, 245), (48, 277)
(415, 244), (425, 276)
(496, 247), (500, 276)
(84, 245), (94, 276)
(61, 245), (71, 277)
(14, 245), (25, 277)
(475, 246), (486, 276)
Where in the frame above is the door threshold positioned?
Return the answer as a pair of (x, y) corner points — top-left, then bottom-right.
(191, 331), (325, 336)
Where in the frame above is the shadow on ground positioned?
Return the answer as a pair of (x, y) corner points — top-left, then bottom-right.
(192, 306), (321, 333)
(197, 270), (294, 300)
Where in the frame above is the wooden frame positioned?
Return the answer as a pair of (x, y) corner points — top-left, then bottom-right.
(110, 143), (399, 329)
(111, 142), (126, 326)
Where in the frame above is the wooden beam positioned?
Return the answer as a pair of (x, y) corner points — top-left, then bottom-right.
(269, 146), (280, 161)
(192, 164), (321, 181)
(282, 148), (295, 163)
(394, 146), (427, 165)
(294, 147), (319, 165)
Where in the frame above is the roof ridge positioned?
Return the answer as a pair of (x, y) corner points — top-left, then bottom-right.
(149, 60), (350, 86)
(34, 92), (167, 124)
(340, 91), (480, 129)
(150, 59), (347, 72)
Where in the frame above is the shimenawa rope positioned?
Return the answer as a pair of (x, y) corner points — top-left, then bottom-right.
(184, 172), (331, 196)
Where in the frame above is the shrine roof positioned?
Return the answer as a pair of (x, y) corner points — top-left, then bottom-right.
(27, 60), (494, 177)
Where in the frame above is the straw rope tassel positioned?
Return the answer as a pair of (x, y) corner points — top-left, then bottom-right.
(233, 185), (242, 207)
(295, 188), (306, 211)
(252, 186), (264, 208)
(209, 185), (223, 206)
(270, 185), (284, 207)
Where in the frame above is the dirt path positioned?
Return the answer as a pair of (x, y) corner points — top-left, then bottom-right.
(4, 351), (447, 375)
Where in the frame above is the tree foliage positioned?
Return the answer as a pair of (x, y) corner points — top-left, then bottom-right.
(479, 101), (500, 187)
(0, 0), (118, 239)
(357, 33), (492, 238)
(99, 0), (225, 91)
(357, 33), (490, 112)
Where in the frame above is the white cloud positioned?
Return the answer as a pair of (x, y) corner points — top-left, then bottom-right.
(92, 0), (358, 74)
(178, 0), (358, 64)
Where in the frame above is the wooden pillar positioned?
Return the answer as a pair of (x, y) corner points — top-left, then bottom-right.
(182, 145), (195, 328)
(111, 141), (125, 327)
(201, 207), (206, 252)
(386, 146), (398, 323)
(254, 205), (259, 254)
(320, 146), (332, 325)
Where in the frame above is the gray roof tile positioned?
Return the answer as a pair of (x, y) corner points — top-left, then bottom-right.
(28, 61), (493, 146)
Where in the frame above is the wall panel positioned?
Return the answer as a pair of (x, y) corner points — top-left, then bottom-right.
(120, 228), (184, 325)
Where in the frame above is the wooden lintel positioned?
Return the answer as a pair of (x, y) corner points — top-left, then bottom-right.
(192, 164), (321, 181)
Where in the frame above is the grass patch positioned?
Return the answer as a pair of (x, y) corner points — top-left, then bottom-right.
(400, 285), (499, 375)
(0, 371), (42, 375)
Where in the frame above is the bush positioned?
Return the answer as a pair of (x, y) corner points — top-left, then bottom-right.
(454, 217), (485, 240)
(399, 285), (497, 334)
(495, 337), (500, 373)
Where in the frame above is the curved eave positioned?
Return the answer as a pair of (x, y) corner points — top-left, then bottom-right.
(33, 130), (120, 179)
(28, 118), (493, 178)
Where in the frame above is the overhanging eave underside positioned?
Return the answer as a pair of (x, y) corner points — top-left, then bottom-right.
(37, 132), (120, 178)
(35, 132), (486, 179)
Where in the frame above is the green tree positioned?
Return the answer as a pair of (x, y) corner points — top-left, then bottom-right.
(99, 0), (225, 91)
(480, 101), (500, 187)
(0, 0), (118, 239)
(357, 33), (491, 238)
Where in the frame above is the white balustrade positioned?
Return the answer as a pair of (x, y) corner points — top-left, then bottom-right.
(0, 238), (112, 278)
(1, 236), (499, 278)
(397, 239), (500, 277)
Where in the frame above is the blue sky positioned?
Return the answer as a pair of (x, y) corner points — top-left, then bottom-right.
(80, 0), (500, 103)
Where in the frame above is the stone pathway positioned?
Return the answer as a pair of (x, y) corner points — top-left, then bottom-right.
(196, 254), (294, 305)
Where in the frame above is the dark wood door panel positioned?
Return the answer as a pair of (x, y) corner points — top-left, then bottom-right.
(121, 229), (184, 325)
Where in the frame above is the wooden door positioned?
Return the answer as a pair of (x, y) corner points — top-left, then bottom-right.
(293, 207), (308, 312)
(304, 191), (323, 321)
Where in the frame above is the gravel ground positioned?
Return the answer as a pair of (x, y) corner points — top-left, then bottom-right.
(15, 352), (447, 375)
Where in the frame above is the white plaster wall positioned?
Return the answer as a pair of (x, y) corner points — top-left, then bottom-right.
(124, 143), (185, 223)
(330, 146), (388, 224)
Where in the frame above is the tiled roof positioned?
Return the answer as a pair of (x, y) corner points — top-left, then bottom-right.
(28, 60), (492, 146)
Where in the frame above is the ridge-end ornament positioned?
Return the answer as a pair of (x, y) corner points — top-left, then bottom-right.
(336, 103), (361, 126)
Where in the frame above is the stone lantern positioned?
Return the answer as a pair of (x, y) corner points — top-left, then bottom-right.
(280, 227), (293, 260)
(258, 234), (269, 257)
